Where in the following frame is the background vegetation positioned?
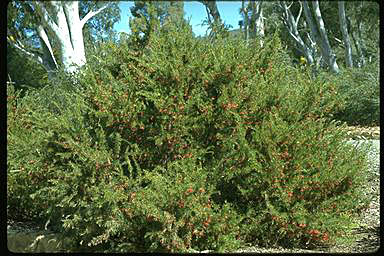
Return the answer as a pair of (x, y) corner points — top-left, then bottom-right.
(7, 1), (379, 253)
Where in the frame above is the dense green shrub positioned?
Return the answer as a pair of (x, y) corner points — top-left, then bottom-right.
(7, 79), (90, 223)
(7, 21), (371, 252)
(329, 63), (380, 126)
(7, 85), (45, 221)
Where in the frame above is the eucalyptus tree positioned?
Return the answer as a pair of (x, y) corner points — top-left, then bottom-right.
(7, 39), (48, 90)
(309, 1), (339, 73)
(301, 1), (378, 69)
(346, 1), (379, 67)
(80, 1), (121, 52)
(240, 1), (249, 41)
(199, 0), (222, 26)
(239, 0), (264, 46)
(7, 1), (120, 78)
(197, 0), (232, 39)
(278, 1), (340, 73)
(338, 1), (353, 68)
(163, 1), (185, 26)
(278, 1), (316, 66)
(129, 1), (187, 47)
(248, 1), (264, 44)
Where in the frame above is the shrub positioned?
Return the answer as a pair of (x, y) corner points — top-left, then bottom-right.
(7, 84), (44, 221)
(7, 21), (370, 252)
(329, 63), (380, 126)
(6, 82), (70, 222)
(109, 159), (243, 253)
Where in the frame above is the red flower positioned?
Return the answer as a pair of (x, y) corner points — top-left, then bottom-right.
(185, 188), (194, 195)
(298, 223), (307, 228)
(308, 229), (320, 236)
(202, 216), (212, 228)
(322, 232), (329, 241)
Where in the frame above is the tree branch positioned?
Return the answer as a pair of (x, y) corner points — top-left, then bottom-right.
(279, 1), (315, 65)
(80, 3), (111, 28)
(7, 37), (44, 67)
(295, 2), (302, 27)
(302, 1), (321, 49)
(36, 25), (58, 69)
(205, 5), (212, 24)
(280, 2), (301, 43)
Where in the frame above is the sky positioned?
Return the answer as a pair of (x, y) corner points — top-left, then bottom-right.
(113, 1), (243, 37)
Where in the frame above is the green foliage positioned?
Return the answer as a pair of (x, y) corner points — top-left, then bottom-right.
(8, 21), (371, 252)
(80, 1), (121, 43)
(7, 76), (88, 224)
(7, 45), (48, 91)
(107, 160), (243, 253)
(7, 85), (45, 221)
(328, 63), (380, 126)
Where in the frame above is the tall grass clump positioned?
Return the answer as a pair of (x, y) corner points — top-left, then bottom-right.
(7, 21), (370, 252)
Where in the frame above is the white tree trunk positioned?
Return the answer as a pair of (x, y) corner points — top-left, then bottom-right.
(249, 1), (264, 47)
(63, 2), (87, 71)
(356, 20), (367, 66)
(9, 1), (110, 77)
(338, 2), (353, 68)
(311, 1), (339, 73)
(241, 0), (249, 42)
(36, 1), (88, 74)
(302, 1), (327, 69)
